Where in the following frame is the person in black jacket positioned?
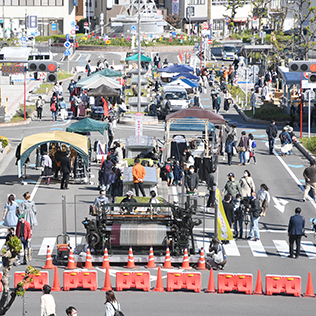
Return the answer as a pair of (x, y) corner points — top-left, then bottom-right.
(266, 120), (278, 155)
(184, 165), (199, 194)
(206, 167), (217, 207)
(288, 207), (305, 258)
(223, 194), (234, 228)
(60, 150), (71, 190)
(248, 192), (262, 241)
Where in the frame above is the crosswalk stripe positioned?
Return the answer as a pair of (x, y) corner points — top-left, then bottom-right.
(273, 240), (289, 258)
(248, 240), (268, 257)
(223, 240), (240, 256)
(38, 237), (56, 256)
(301, 241), (316, 259)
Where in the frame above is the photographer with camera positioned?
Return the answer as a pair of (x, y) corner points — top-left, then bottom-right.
(247, 192), (262, 241)
(207, 237), (227, 270)
(232, 194), (243, 239)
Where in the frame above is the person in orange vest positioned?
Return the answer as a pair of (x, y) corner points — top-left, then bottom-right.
(223, 67), (228, 81)
(132, 157), (146, 196)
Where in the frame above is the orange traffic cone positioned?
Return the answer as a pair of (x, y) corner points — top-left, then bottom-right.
(196, 248), (208, 270)
(42, 245), (55, 269)
(162, 247), (173, 269)
(181, 248), (192, 270)
(125, 246), (138, 269)
(253, 270), (263, 295)
(101, 247), (111, 269)
(66, 247), (77, 270)
(205, 268), (216, 293)
(51, 266), (62, 291)
(153, 267), (165, 292)
(146, 246), (157, 269)
(101, 267), (113, 291)
(84, 248), (94, 269)
(303, 272), (315, 297)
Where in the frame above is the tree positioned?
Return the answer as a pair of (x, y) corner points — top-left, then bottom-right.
(251, 0), (272, 31)
(165, 14), (181, 28)
(0, 236), (39, 315)
(223, 0), (246, 33)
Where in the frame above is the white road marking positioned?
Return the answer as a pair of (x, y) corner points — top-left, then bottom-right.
(38, 237), (56, 256)
(301, 241), (316, 259)
(223, 240), (240, 256)
(75, 54), (82, 62)
(273, 240), (289, 257)
(272, 197), (289, 213)
(248, 240), (268, 257)
(30, 176), (42, 201)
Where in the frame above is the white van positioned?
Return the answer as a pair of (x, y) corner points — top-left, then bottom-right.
(162, 86), (189, 112)
(222, 44), (236, 61)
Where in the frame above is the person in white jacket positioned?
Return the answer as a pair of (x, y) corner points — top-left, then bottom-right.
(105, 290), (120, 316)
(41, 285), (56, 316)
(257, 183), (271, 217)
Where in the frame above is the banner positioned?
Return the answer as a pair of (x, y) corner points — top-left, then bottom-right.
(135, 112), (143, 138)
(216, 188), (233, 240)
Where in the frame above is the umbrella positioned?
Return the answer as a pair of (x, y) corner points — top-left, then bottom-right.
(157, 64), (194, 73)
(87, 84), (119, 97)
(125, 53), (152, 62)
(91, 68), (122, 77)
(66, 118), (108, 135)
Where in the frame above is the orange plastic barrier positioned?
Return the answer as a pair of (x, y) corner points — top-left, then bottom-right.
(116, 271), (150, 292)
(266, 275), (301, 297)
(63, 270), (97, 291)
(218, 273), (253, 295)
(14, 271), (48, 290)
(167, 272), (201, 293)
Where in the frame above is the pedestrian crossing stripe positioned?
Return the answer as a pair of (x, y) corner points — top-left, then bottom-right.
(38, 236), (83, 255)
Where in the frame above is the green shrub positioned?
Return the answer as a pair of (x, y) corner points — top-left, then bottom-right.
(16, 108), (32, 118)
(0, 136), (9, 148)
(300, 137), (316, 156)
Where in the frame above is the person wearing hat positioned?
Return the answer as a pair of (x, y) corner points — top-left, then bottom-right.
(288, 207), (305, 258)
(223, 173), (241, 198)
(120, 190), (137, 213)
(16, 213), (31, 265)
(60, 150), (71, 190)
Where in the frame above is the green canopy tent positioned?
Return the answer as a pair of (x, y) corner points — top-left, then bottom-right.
(66, 118), (108, 135)
(125, 53), (152, 62)
(91, 68), (122, 77)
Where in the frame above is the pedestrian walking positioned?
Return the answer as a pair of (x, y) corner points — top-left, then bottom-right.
(237, 131), (248, 165)
(58, 82), (63, 97)
(66, 306), (77, 315)
(132, 157), (146, 197)
(279, 127), (293, 156)
(303, 159), (316, 202)
(184, 165), (199, 194)
(247, 133), (256, 164)
(59, 97), (68, 121)
(3, 194), (19, 228)
(16, 214), (31, 265)
(85, 60), (91, 76)
(232, 194), (243, 239)
(68, 79), (76, 102)
(40, 285), (56, 316)
(239, 170), (255, 198)
(107, 117), (114, 149)
(41, 151), (53, 185)
(20, 192), (38, 228)
(247, 192), (261, 241)
(288, 207), (305, 258)
(257, 183), (270, 216)
(50, 96), (58, 122)
(60, 150), (71, 190)
(206, 167), (217, 207)
(36, 96), (44, 120)
(225, 134), (237, 166)
(105, 290), (121, 316)
(223, 173), (241, 198)
(250, 88), (256, 112)
(266, 120), (278, 154)
(153, 53), (161, 68)
(173, 161), (182, 186)
(165, 158), (174, 186)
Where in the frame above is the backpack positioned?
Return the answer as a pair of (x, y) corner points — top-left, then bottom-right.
(280, 132), (287, 144)
(165, 164), (171, 173)
(50, 102), (56, 112)
(110, 303), (124, 316)
(251, 140), (257, 148)
(265, 72), (270, 81)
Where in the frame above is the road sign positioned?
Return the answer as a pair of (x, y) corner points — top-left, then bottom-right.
(70, 29), (76, 36)
(66, 34), (70, 41)
(131, 25), (136, 31)
(75, 25), (79, 31)
(20, 37), (26, 42)
(208, 39), (212, 45)
(70, 21), (76, 28)
(84, 22), (88, 27)
(52, 23), (57, 31)
(2, 66), (26, 74)
(64, 41), (71, 49)
(64, 49), (71, 56)
(203, 22), (208, 30)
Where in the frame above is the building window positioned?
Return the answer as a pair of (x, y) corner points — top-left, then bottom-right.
(95, 0), (97, 7)
(34, 0), (41, 5)
(188, 0), (192, 4)
(26, 0), (33, 4)
(56, 0), (62, 5)
(48, 0), (55, 5)
(11, 0), (18, 5)
(200, 0), (205, 3)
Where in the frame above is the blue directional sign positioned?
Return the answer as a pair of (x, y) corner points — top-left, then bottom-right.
(66, 33), (70, 41)
(20, 36), (26, 41)
(64, 41), (71, 48)
(64, 49), (71, 56)
(52, 23), (57, 30)
(70, 21), (76, 28)
(131, 25), (136, 31)
(75, 25), (79, 31)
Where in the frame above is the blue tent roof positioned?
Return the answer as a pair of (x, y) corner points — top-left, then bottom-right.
(169, 117), (215, 132)
(171, 73), (200, 81)
(180, 78), (199, 88)
(278, 66), (302, 85)
(158, 64), (194, 73)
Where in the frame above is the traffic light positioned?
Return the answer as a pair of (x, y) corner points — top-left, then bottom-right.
(309, 74), (316, 83)
(28, 61), (57, 72)
(289, 61), (316, 72)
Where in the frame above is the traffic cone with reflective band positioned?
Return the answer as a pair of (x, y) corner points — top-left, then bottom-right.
(181, 247), (192, 270)
(101, 247), (111, 269)
(205, 268), (216, 293)
(153, 267), (165, 292)
(146, 246), (157, 269)
(66, 247), (76, 270)
(196, 247), (207, 270)
(101, 267), (113, 291)
(51, 266), (62, 291)
(303, 272), (315, 297)
(84, 248), (94, 269)
(162, 247), (173, 269)
(253, 270), (263, 295)
(42, 245), (55, 269)
(125, 246), (138, 269)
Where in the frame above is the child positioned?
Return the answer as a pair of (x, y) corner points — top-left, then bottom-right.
(247, 133), (256, 164)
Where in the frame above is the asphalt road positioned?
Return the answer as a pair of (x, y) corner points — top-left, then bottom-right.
(2, 52), (316, 315)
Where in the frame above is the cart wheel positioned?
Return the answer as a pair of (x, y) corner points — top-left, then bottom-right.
(87, 232), (100, 248)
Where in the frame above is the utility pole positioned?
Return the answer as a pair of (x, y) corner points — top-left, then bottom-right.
(137, 0), (141, 114)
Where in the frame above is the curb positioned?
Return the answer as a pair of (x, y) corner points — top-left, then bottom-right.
(0, 144), (11, 164)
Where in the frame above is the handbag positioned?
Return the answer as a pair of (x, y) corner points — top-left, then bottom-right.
(232, 146), (237, 156)
(262, 198), (269, 208)
(238, 146), (246, 152)
(250, 151), (254, 157)
(213, 245), (224, 264)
